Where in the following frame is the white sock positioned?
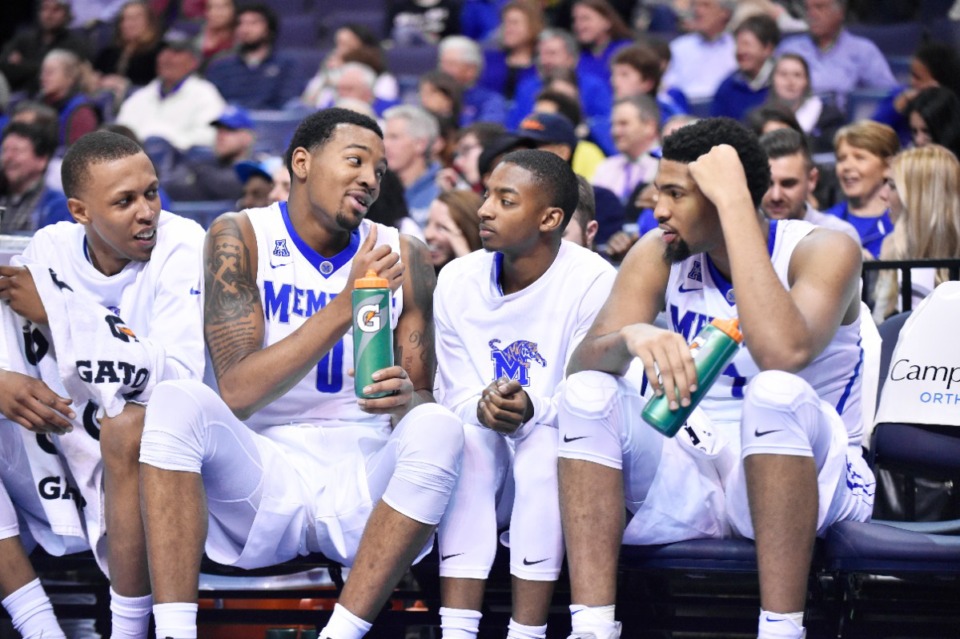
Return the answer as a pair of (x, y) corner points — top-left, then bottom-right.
(318, 603), (373, 639)
(0, 578), (66, 639)
(439, 606), (482, 638)
(569, 604), (618, 637)
(110, 589), (153, 639)
(506, 618), (547, 639)
(758, 609), (806, 639)
(153, 602), (198, 639)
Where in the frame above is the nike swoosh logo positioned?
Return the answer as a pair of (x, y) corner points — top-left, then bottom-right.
(562, 434), (589, 443)
(441, 552), (464, 561)
(754, 428), (779, 437)
(522, 557), (549, 566)
(189, 288), (201, 295)
(678, 283), (700, 293)
(270, 262), (289, 269)
(764, 617), (787, 623)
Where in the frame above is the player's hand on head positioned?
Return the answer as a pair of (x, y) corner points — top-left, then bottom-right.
(621, 323), (698, 411)
(0, 266), (48, 324)
(0, 370), (75, 435)
(687, 144), (750, 211)
(348, 225), (405, 293)
(354, 365), (414, 416)
(477, 377), (532, 435)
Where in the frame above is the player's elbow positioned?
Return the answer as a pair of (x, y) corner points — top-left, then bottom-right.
(217, 384), (257, 421)
(753, 345), (812, 374)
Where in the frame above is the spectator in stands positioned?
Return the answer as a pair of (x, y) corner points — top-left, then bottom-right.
(438, 36), (508, 126)
(164, 105), (256, 202)
(419, 71), (462, 132)
(365, 168), (424, 239)
(0, 0), (90, 95)
(7, 101), (61, 189)
(268, 156), (290, 203)
(196, 0), (236, 68)
(871, 42), (960, 147)
(906, 87), (960, 160)
(509, 29), (612, 130)
(423, 189), (483, 271)
(592, 95), (661, 205)
(39, 49), (100, 147)
(384, 105), (441, 227)
(827, 120), (900, 259)
(313, 61), (397, 120)
(302, 25), (399, 110)
(662, 0), (738, 102)
(234, 156), (278, 209)
(711, 14), (780, 121)
(0, 122), (70, 234)
(610, 43), (686, 125)
(571, 0), (634, 84)
(533, 88), (606, 179)
(562, 174), (600, 250)
(389, 0), (461, 45)
(765, 53), (845, 154)
(436, 122), (506, 194)
(93, 0), (163, 95)
(873, 144), (960, 321)
(746, 101), (803, 137)
(116, 32), (226, 151)
(759, 127), (860, 244)
(204, 3), (300, 110)
(514, 111), (625, 247)
(777, 0), (897, 109)
(478, 1), (541, 102)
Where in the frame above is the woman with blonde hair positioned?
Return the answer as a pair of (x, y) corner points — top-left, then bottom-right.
(827, 120), (901, 258)
(424, 189), (484, 272)
(873, 144), (960, 321)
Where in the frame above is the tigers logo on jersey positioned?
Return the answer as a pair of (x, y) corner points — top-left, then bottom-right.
(489, 339), (546, 386)
(273, 239), (290, 257)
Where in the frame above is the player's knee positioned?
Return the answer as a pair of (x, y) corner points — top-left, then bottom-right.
(140, 380), (216, 473)
(402, 403), (465, 473)
(741, 370), (818, 454)
(512, 441), (557, 489)
(561, 371), (620, 419)
(100, 404), (145, 470)
(744, 370), (816, 414)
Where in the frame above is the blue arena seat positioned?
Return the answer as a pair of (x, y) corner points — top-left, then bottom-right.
(170, 200), (236, 228)
(385, 44), (438, 78)
(249, 109), (307, 156)
(848, 22), (925, 58)
(279, 13), (320, 48)
(620, 537), (758, 573)
(846, 89), (889, 124)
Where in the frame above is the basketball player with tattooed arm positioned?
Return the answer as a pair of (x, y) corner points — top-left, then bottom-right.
(138, 108), (464, 639)
(556, 118), (874, 639)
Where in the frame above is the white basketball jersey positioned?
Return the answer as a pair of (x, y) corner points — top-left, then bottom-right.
(665, 220), (864, 443)
(246, 202), (402, 432)
(435, 241), (616, 426)
(20, 212), (206, 381)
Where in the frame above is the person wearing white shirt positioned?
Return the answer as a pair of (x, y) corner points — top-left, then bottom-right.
(662, 0), (738, 102)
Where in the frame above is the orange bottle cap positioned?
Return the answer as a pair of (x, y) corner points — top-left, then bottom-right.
(710, 317), (743, 343)
(355, 269), (389, 289)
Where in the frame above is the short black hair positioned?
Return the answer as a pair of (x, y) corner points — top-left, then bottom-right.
(1, 122), (57, 160)
(662, 117), (770, 209)
(284, 107), (382, 173)
(237, 3), (279, 42)
(914, 42), (960, 99)
(499, 149), (579, 230)
(759, 127), (812, 169)
(61, 131), (145, 199)
(734, 14), (780, 48)
(535, 89), (583, 127)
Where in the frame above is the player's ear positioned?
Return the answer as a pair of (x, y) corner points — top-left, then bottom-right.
(67, 197), (89, 225)
(540, 206), (564, 233)
(290, 147), (310, 181)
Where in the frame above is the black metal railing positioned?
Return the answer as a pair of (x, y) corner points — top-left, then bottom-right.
(862, 258), (960, 312)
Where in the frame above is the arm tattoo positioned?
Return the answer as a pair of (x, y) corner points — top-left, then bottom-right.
(204, 217), (262, 378)
(405, 241), (437, 379)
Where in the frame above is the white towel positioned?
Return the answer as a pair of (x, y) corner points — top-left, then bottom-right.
(1, 261), (166, 573)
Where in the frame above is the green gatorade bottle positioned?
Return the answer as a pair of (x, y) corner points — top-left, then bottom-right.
(352, 270), (394, 399)
(641, 318), (744, 437)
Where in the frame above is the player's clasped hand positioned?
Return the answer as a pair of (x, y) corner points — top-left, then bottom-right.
(0, 369), (75, 434)
(477, 376), (533, 435)
(621, 323), (699, 411)
(0, 265), (48, 324)
(355, 366), (412, 415)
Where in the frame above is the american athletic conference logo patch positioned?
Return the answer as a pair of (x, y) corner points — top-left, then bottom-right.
(489, 339), (546, 386)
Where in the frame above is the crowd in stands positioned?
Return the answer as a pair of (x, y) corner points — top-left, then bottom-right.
(2, 0), (960, 294)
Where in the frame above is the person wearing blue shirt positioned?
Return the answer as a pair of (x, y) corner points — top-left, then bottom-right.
(204, 4), (301, 110)
(438, 36), (508, 126)
(0, 122), (70, 234)
(711, 15), (780, 122)
(570, 0), (633, 86)
(478, 0), (542, 101)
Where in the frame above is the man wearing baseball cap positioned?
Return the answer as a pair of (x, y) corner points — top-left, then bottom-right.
(164, 105), (256, 202)
(115, 31), (226, 151)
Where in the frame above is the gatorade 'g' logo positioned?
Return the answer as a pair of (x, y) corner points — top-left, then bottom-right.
(356, 304), (381, 333)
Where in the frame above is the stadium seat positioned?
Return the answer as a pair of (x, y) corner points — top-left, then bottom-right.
(279, 13), (320, 48)
(249, 109), (306, 156)
(385, 44), (439, 78)
(321, 10), (387, 44)
(263, 0), (309, 15)
(170, 200), (236, 228)
(848, 22), (925, 57)
(846, 89), (889, 124)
